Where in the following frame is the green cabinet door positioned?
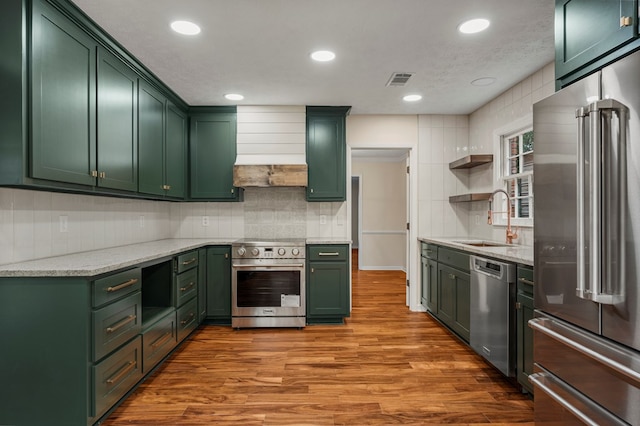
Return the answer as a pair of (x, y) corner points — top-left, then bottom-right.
(197, 248), (207, 322)
(516, 267), (535, 394)
(138, 80), (166, 196)
(31, 0), (96, 186)
(437, 263), (470, 342)
(97, 47), (138, 191)
(206, 246), (232, 323)
(165, 102), (187, 198)
(556, 0), (637, 84)
(420, 254), (429, 309)
(306, 106), (351, 201)
(189, 111), (240, 200)
(426, 258), (438, 314)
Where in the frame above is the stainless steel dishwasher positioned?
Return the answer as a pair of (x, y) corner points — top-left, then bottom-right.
(469, 255), (516, 377)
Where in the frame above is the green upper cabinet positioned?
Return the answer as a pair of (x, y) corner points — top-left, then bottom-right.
(556, 0), (638, 86)
(165, 102), (187, 198)
(96, 47), (138, 191)
(138, 80), (186, 198)
(31, 0), (97, 186)
(306, 106), (351, 202)
(189, 109), (241, 201)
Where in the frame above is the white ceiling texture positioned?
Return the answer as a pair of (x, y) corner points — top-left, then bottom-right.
(71, 0), (555, 115)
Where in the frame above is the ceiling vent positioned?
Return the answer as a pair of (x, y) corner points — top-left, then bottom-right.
(386, 72), (414, 87)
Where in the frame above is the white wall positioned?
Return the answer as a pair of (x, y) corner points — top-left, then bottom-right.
(465, 62), (556, 247)
(352, 160), (406, 270)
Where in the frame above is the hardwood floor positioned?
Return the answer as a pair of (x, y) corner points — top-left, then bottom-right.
(102, 250), (533, 425)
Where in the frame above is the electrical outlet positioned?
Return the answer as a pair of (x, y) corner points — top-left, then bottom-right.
(320, 215), (327, 225)
(59, 215), (68, 233)
(202, 216), (209, 226)
(139, 215), (145, 228)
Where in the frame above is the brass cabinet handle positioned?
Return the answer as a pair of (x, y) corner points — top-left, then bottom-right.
(180, 312), (195, 326)
(90, 170), (98, 177)
(621, 16), (633, 27)
(150, 332), (173, 349)
(106, 314), (137, 334)
(318, 252), (340, 256)
(519, 277), (534, 286)
(107, 278), (139, 293)
(449, 273), (456, 280)
(99, 171), (106, 179)
(515, 302), (522, 310)
(106, 361), (136, 385)
(163, 184), (171, 190)
(180, 281), (196, 292)
(182, 258), (197, 266)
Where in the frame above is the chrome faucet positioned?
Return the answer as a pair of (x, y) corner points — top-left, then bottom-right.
(488, 189), (518, 244)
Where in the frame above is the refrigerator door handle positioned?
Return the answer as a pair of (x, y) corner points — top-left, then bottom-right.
(530, 317), (640, 384)
(529, 370), (628, 426)
(576, 99), (627, 305)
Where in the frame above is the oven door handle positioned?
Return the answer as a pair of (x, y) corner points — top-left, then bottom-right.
(232, 263), (305, 269)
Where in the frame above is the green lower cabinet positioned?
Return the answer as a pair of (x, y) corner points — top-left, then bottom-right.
(205, 246), (232, 324)
(516, 266), (535, 394)
(306, 244), (350, 324)
(435, 254), (470, 343)
(198, 248), (207, 322)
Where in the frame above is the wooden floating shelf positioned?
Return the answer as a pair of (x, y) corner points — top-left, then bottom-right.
(233, 164), (308, 187)
(449, 193), (492, 203)
(449, 154), (493, 170)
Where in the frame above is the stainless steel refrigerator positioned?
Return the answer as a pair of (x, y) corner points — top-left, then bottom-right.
(532, 49), (640, 425)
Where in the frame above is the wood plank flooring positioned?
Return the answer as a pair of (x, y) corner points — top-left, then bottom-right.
(101, 250), (533, 425)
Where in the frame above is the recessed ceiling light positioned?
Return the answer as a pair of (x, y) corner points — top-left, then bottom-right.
(403, 94), (422, 102)
(170, 20), (201, 36)
(224, 94), (244, 101)
(311, 50), (336, 62)
(471, 77), (496, 86)
(458, 18), (490, 34)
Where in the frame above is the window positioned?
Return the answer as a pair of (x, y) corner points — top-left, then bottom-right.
(492, 118), (534, 228)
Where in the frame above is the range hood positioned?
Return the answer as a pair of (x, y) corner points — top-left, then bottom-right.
(233, 105), (308, 187)
(233, 164), (308, 187)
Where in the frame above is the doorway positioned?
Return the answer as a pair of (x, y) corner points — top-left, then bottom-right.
(351, 149), (410, 301)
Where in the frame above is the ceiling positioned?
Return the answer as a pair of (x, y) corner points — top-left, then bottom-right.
(70, 0), (555, 115)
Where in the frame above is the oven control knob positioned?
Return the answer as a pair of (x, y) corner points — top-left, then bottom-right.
(291, 248), (300, 256)
(237, 247), (246, 256)
(251, 248), (260, 256)
(278, 248), (286, 256)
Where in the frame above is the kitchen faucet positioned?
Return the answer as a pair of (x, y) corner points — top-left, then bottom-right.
(487, 189), (518, 244)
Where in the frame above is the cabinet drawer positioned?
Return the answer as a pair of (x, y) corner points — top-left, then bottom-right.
(142, 309), (177, 374)
(177, 297), (198, 342)
(421, 243), (438, 260)
(93, 291), (142, 361)
(93, 336), (142, 419)
(93, 268), (142, 308)
(308, 245), (349, 261)
(175, 267), (198, 307)
(438, 247), (470, 272)
(517, 266), (534, 287)
(176, 250), (198, 274)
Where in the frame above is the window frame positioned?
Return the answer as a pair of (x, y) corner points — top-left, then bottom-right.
(492, 115), (534, 228)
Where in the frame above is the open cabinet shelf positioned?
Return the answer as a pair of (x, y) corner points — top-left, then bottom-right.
(449, 193), (492, 203)
(449, 154), (493, 170)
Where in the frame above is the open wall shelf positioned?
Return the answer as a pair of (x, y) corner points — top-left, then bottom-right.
(449, 154), (493, 170)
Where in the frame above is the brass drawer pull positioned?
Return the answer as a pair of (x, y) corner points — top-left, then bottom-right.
(181, 258), (197, 266)
(107, 278), (139, 293)
(519, 277), (534, 286)
(106, 315), (137, 334)
(318, 252), (340, 256)
(180, 281), (196, 292)
(449, 273), (456, 279)
(106, 360), (136, 385)
(150, 332), (173, 349)
(180, 312), (195, 326)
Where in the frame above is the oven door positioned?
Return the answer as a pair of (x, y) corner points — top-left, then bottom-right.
(232, 259), (306, 319)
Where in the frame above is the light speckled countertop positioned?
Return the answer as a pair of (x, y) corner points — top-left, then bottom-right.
(419, 237), (533, 266)
(0, 238), (352, 278)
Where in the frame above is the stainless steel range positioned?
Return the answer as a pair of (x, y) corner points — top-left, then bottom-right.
(231, 239), (306, 328)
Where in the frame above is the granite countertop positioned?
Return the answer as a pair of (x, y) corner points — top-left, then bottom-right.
(419, 237), (534, 266)
(0, 238), (353, 278)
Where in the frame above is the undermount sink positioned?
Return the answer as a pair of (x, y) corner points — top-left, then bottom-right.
(453, 240), (512, 248)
